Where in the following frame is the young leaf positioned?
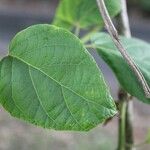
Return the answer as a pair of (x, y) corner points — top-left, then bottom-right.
(91, 33), (150, 104)
(0, 25), (117, 131)
(53, 0), (121, 30)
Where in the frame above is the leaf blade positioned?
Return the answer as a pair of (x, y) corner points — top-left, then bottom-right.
(0, 25), (117, 131)
(53, 0), (121, 30)
(92, 33), (150, 104)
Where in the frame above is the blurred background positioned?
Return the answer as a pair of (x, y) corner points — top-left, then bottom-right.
(0, 0), (150, 150)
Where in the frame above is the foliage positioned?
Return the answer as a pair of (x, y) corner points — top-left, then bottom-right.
(53, 0), (121, 30)
(0, 25), (117, 131)
(91, 33), (150, 104)
(0, 0), (150, 135)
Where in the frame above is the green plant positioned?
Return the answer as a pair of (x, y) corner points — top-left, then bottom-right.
(0, 0), (150, 149)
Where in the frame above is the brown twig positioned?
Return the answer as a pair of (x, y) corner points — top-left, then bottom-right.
(96, 0), (150, 98)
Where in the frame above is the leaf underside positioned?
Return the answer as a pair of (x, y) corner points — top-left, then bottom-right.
(0, 25), (117, 131)
(92, 33), (150, 104)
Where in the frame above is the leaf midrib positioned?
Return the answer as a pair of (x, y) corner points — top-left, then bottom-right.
(9, 54), (115, 112)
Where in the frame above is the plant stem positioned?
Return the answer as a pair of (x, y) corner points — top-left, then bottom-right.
(96, 0), (135, 149)
(117, 0), (131, 38)
(96, 0), (150, 98)
(75, 25), (80, 37)
(117, 89), (134, 150)
(125, 101), (134, 150)
(118, 93), (127, 150)
(117, 0), (134, 150)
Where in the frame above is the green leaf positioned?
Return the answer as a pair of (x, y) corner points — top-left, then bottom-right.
(53, 0), (121, 30)
(0, 24), (117, 131)
(91, 33), (150, 104)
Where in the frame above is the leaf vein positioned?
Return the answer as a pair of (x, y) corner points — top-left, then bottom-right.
(61, 87), (83, 129)
(10, 55), (114, 112)
(28, 66), (57, 127)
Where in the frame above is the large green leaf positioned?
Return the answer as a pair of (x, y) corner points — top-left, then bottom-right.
(91, 33), (150, 104)
(53, 0), (121, 30)
(0, 25), (117, 131)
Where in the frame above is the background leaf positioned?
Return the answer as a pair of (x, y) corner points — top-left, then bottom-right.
(91, 33), (150, 104)
(0, 25), (117, 131)
(53, 0), (121, 30)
